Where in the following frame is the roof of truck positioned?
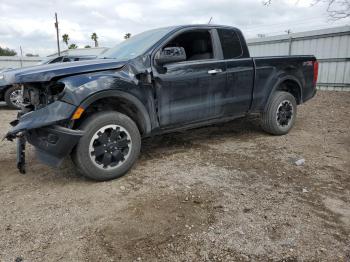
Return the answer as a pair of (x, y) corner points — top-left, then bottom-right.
(164, 24), (239, 30)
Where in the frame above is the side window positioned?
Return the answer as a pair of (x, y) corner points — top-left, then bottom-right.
(217, 29), (242, 59)
(63, 57), (71, 62)
(163, 30), (213, 61)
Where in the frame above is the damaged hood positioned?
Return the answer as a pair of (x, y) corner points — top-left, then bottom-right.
(2, 58), (126, 84)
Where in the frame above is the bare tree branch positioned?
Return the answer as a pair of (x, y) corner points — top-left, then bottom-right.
(262, 0), (272, 6)
(263, 0), (350, 20)
(322, 0), (350, 19)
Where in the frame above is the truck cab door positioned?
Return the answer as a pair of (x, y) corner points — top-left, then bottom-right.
(216, 28), (255, 115)
(152, 29), (227, 128)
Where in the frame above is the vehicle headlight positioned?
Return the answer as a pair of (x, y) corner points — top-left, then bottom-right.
(0, 75), (4, 80)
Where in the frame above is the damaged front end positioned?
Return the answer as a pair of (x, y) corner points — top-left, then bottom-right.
(5, 82), (84, 174)
(3, 56), (147, 175)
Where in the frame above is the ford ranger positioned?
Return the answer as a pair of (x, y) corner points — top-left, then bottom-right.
(4, 25), (318, 181)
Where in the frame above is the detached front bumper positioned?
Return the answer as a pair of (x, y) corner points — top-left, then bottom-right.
(5, 100), (84, 172)
(26, 125), (83, 167)
(6, 100), (78, 138)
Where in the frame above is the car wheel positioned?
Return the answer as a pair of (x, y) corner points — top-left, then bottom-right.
(4, 85), (23, 109)
(261, 91), (297, 135)
(72, 111), (141, 181)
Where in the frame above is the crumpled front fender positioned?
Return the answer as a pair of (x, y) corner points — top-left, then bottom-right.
(5, 100), (76, 139)
(58, 66), (139, 106)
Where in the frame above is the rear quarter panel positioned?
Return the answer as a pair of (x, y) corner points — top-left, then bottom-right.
(251, 56), (316, 112)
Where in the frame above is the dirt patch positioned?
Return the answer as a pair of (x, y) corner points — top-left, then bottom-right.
(85, 189), (218, 261)
(0, 91), (349, 261)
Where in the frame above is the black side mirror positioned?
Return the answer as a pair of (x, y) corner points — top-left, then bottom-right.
(155, 47), (186, 65)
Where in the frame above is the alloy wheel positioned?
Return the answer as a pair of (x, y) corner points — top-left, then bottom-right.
(88, 124), (132, 170)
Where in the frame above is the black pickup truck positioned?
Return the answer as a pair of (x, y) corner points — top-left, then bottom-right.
(4, 25), (318, 181)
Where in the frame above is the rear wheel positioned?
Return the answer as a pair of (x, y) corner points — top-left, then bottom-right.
(72, 111), (141, 181)
(261, 91), (297, 135)
(4, 85), (23, 109)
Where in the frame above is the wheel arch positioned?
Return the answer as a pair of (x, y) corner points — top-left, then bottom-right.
(0, 85), (9, 100)
(76, 90), (152, 136)
(264, 75), (302, 112)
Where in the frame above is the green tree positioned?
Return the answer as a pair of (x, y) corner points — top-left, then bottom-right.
(124, 33), (131, 39)
(91, 33), (98, 47)
(62, 34), (70, 47)
(84, 45), (91, 48)
(0, 46), (17, 56)
(68, 43), (78, 49)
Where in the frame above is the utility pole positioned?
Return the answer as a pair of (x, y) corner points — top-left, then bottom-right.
(54, 13), (61, 56)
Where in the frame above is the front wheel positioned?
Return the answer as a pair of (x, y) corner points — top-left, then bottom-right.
(72, 111), (141, 181)
(261, 91), (297, 135)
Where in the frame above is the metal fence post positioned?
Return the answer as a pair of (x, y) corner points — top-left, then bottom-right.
(288, 37), (292, 56)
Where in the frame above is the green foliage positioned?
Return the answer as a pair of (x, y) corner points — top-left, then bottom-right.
(68, 43), (78, 49)
(124, 33), (131, 39)
(62, 34), (70, 46)
(0, 46), (17, 56)
(91, 33), (99, 47)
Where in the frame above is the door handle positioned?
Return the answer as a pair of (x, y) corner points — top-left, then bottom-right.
(208, 69), (223, 75)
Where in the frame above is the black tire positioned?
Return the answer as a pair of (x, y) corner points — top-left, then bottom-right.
(4, 85), (22, 109)
(72, 111), (141, 181)
(261, 91), (297, 135)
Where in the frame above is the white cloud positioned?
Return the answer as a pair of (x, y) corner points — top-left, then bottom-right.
(0, 0), (348, 56)
(59, 20), (86, 41)
(115, 3), (143, 21)
(72, 0), (106, 8)
(286, 0), (314, 7)
(156, 0), (186, 10)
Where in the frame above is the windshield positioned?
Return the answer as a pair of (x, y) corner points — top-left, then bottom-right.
(100, 27), (174, 60)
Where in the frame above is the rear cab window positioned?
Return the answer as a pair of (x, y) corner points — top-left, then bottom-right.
(217, 28), (243, 59)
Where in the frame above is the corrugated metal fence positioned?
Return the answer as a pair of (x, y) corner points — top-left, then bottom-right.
(246, 26), (350, 91)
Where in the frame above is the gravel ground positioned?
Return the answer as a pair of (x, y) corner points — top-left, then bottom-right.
(0, 91), (349, 262)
